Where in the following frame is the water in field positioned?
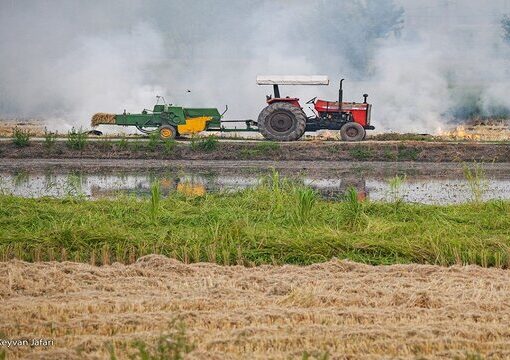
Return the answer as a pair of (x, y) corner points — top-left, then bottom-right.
(1, 162), (509, 204)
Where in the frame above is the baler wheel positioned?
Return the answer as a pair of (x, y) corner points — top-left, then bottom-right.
(159, 125), (177, 140)
(257, 102), (306, 141)
(340, 122), (366, 142)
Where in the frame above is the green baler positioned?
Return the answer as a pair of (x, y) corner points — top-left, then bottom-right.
(91, 99), (223, 139)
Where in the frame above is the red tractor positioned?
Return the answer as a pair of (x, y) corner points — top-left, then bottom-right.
(256, 76), (374, 141)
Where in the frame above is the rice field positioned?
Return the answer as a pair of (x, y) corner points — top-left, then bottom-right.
(0, 177), (509, 267)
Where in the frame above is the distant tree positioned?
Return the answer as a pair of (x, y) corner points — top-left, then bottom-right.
(503, 15), (510, 43)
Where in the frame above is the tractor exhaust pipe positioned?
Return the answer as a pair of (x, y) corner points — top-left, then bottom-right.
(339, 78), (344, 112)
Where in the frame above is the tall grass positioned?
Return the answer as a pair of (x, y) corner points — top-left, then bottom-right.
(387, 175), (406, 204)
(293, 187), (316, 224)
(150, 181), (161, 223)
(0, 174), (509, 267)
(343, 187), (367, 230)
(463, 163), (488, 203)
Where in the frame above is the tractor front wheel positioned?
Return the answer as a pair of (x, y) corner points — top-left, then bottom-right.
(257, 102), (306, 141)
(340, 122), (366, 142)
(159, 125), (177, 140)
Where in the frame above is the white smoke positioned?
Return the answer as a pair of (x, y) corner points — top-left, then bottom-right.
(1, 0), (510, 134)
(368, 0), (510, 132)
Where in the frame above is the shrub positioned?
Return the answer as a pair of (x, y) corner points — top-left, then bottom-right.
(163, 139), (177, 155)
(147, 132), (159, 152)
(44, 129), (57, 149)
(67, 128), (87, 150)
(117, 137), (128, 150)
(12, 127), (30, 147)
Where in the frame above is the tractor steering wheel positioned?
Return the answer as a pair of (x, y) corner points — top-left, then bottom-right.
(306, 96), (317, 105)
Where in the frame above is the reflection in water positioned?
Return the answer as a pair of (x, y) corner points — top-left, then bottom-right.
(0, 169), (510, 205)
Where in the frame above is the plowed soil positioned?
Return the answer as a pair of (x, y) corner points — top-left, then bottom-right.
(1, 256), (510, 359)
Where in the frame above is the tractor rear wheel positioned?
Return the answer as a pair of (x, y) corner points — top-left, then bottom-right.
(257, 102), (306, 141)
(340, 122), (365, 142)
(159, 125), (177, 140)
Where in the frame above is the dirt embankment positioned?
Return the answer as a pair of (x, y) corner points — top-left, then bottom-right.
(1, 256), (510, 359)
(0, 140), (510, 162)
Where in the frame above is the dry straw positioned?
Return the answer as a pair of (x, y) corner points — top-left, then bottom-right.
(91, 113), (116, 127)
(1, 256), (510, 359)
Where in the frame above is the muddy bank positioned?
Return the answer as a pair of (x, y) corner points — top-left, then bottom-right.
(3, 158), (510, 177)
(1, 256), (510, 359)
(1, 140), (509, 162)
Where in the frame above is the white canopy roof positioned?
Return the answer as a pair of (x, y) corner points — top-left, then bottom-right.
(256, 75), (329, 86)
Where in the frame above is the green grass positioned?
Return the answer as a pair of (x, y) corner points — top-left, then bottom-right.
(0, 180), (509, 267)
(240, 141), (280, 158)
(190, 135), (218, 152)
(368, 133), (441, 142)
(397, 145), (422, 160)
(349, 146), (374, 160)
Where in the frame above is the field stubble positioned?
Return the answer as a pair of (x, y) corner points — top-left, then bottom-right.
(1, 256), (509, 359)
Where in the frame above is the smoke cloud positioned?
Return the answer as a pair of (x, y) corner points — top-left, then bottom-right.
(1, 0), (510, 133)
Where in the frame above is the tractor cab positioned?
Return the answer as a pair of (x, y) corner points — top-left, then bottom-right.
(256, 75), (374, 141)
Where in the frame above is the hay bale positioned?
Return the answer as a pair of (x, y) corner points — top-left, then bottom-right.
(91, 113), (116, 127)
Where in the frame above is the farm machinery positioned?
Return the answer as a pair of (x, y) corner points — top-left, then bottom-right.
(91, 76), (374, 141)
(256, 75), (373, 141)
(91, 96), (223, 140)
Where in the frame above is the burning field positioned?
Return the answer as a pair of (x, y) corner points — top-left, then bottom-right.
(1, 256), (510, 359)
(441, 119), (510, 141)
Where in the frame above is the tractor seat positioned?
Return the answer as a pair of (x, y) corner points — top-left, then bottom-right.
(314, 99), (340, 113)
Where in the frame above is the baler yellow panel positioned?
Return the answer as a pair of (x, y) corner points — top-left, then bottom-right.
(177, 116), (212, 135)
(177, 182), (206, 197)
